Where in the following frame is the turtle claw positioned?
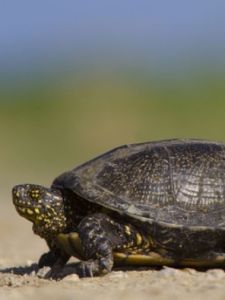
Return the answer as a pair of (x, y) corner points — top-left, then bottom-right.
(43, 257), (113, 279)
(44, 254), (69, 280)
(75, 260), (97, 277)
(45, 261), (96, 279)
(45, 266), (64, 280)
(75, 257), (113, 278)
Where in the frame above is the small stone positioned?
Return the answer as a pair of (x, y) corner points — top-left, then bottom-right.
(30, 270), (36, 277)
(37, 266), (51, 278)
(183, 268), (197, 275)
(157, 267), (181, 277)
(62, 274), (80, 282)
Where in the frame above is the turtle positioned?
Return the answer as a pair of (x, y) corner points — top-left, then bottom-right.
(12, 139), (225, 278)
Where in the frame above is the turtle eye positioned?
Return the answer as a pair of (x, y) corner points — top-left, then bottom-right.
(29, 189), (41, 201)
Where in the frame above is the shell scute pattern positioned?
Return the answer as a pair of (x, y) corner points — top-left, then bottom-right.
(97, 147), (173, 206)
(55, 140), (225, 227)
(95, 142), (225, 211)
(168, 143), (225, 208)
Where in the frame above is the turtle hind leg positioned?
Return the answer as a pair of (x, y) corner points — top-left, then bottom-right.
(45, 213), (116, 279)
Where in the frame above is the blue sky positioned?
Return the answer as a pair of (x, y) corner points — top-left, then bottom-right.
(1, 1), (225, 71)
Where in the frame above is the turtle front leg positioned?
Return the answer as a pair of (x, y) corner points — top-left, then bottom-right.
(44, 212), (115, 279)
(74, 213), (148, 277)
(45, 213), (150, 279)
(75, 217), (113, 277)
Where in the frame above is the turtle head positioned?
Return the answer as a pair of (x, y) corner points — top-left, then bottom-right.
(12, 184), (67, 238)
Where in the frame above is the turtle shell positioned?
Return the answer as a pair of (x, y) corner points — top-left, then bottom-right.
(52, 139), (225, 228)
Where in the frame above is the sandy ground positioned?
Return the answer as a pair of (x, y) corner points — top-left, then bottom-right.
(1, 195), (225, 300)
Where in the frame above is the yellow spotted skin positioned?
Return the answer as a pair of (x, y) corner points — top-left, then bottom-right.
(27, 208), (34, 215)
(124, 225), (131, 235)
(30, 189), (41, 199)
(12, 184), (68, 239)
(136, 233), (142, 246)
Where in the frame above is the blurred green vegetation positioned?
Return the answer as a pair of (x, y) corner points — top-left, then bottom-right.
(1, 68), (225, 189)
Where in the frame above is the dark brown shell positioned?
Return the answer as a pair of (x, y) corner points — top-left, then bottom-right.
(52, 139), (225, 228)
